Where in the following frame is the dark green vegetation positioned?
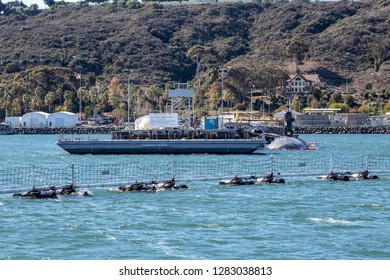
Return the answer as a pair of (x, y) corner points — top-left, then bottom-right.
(0, 0), (389, 121)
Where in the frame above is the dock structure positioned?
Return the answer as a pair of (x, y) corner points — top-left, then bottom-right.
(1, 155), (390, 195)
(111, 128), (262, 140)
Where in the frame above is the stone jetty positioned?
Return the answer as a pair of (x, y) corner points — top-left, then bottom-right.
(296, 126), (390, 134)
(9, 125), (390, 135)
(13, 126), (123, 135)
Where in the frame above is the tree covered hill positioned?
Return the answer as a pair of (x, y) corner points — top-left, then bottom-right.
(0, 0), (389, 119)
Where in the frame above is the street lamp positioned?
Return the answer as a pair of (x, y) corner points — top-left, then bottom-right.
(250, 85), (254, 120)
(95, 83), (100, 124)
(4, 90), (8, 119)
(219, 68), (228, 128)
(127, 74), (131, 128)
(76, 72), (82, 121)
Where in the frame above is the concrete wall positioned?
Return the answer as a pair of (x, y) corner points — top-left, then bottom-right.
(295, 115), (330, 126)
(345, 114), (368, 126)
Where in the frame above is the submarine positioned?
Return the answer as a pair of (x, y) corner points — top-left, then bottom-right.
(267, 110), (315, 150)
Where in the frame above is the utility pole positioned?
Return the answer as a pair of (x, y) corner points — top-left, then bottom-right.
(77, 72), (82, 122)
(127, 74), (131, 129)
(4, 90), (8, 118)
(95, 83), (100, 124)
(219, 68), (228, 128)
(0, 37), (3, 65)
(250, 85), (254, 120)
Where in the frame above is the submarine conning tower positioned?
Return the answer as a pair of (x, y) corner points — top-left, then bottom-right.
(284, 111), (294, 137)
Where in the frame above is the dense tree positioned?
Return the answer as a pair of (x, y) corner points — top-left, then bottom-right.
(31, 94), (43, 111)
(367, 41), (389, 72)
(249, 65), (289, 99)
(43, 0), (55, 7)
(384, 101), (390, 113)
(63, 90), (74, 111)
(186, 45), (220, 91)
(329, 92), (343, 104)
(0, 1), (388, 119)
(11, 97), (22, 116)
(89, 0), (109, 4)
(283, 36), (309, 69)
(44, 91), (56, 113)
(0, 0), (6, 14)
(329, 102), (349, 113)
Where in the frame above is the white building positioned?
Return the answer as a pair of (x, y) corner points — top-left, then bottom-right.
(22, 111), (49, 127)
(4, 116), (22, 127)
(47, 111), (78, 127)
(286, 74), (325, 94)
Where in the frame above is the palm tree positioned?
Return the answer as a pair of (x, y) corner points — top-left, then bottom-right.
(11, 97), (22, 116)
(31, 94), (44, 111)
(22, 94), (30, 113)
(63, 90), (74, 111)
(99, 90), (110, 113)
(45, 91), (56, 113)
(145, 85), (163, 112)
(187, 45), (216, 91)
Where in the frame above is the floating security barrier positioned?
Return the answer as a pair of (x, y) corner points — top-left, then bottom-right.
(12, 185), (92, 199)
(348, 170), (379, 180)
(317, 172), (350, 181)
(117, 178), (189, 192)
(13, 188), (58, 199)
(317, 170), (379, 181)
(219, 173), (285, 186)
(56, 185), (92, 196)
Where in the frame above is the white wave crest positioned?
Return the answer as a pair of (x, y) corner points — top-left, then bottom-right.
(309, 217), (355, 224)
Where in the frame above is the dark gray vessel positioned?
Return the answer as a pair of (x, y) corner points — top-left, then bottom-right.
(56, 128), (266, 154)
(0, 122), (13, 135)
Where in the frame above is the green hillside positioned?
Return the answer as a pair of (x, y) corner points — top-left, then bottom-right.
(0, 0), (389, 120)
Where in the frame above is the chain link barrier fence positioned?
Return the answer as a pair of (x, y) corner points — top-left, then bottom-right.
(1, 155), (390, 194)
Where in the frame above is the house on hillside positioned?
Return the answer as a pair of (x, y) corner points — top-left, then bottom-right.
(286, 74), (325, 94)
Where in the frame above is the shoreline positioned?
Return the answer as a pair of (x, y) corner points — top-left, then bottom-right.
(296, 126), (390, 134)
(8, 125), (390, 135)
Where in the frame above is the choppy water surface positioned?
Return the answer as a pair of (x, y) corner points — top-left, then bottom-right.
(1, 134), (390, 259)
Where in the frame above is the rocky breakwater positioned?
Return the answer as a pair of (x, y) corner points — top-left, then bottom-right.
(296, 126), (390, 134)
(11, 125), (390, 135)
(13, 126), (123, 135)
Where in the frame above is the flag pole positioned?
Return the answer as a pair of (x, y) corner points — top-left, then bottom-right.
(78, 72), (82, 121)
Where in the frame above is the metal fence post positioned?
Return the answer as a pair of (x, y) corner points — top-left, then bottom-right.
(32, 165), (36, 190)
(172, 161), (176, 179)
(71, 162), (75, 187)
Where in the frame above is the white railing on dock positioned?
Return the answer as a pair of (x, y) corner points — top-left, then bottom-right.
(1, 155), (390, 194)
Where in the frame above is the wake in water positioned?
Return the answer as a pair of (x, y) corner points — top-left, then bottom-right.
(308, 218), (355, 225)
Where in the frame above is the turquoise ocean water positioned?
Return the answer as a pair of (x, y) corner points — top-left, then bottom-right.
(1, 134), (390, 260)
